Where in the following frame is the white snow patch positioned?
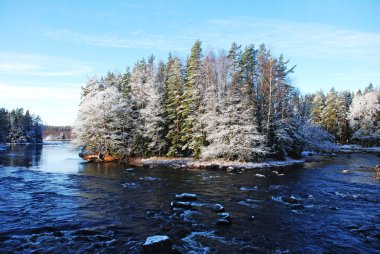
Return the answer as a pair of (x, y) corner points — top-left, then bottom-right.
(338, 144), (380, 153)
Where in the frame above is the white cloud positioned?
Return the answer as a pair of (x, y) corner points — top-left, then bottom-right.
(0, 52), (93, 77)
(42, 18), (380, 66)
(206, 18), (380, 62)
(44, 29), (191, 52)
(0, 83), (81, 125)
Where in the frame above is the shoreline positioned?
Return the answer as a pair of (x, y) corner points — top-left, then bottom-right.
(337, 145), (380, 153)
(127, 157), (305, 171)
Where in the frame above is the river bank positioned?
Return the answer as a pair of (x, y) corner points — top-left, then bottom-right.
(337, 144), (380, 153)
(127, 156), (305, 171)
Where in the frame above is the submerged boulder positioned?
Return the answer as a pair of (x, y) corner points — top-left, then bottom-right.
(281, 196), (299, 204)
(142, 235), (172, 253)
(175, 193), (197, 201)
(217, 212), (232, 226)
(213, 204), (225, 213)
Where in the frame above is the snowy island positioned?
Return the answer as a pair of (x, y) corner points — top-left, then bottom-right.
(72, 40), (379, 168)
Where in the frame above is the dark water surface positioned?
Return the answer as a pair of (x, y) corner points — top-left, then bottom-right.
(0, 142), (379, 253)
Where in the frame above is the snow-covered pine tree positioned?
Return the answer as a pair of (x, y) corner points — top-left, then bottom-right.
(201, 50), (229, 159)
(348, 89), (380, 144)
(205, 43), (266, 161)
(139, 57), (166, 155)
(130, 56), (165, 156)
(73, 80), (130, 156)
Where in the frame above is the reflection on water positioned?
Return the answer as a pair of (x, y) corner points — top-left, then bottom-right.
(0, 142), (379, 253)
(0, 144), (42, 168)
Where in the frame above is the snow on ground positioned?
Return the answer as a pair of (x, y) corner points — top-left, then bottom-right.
(136, 157), (304, 170)
(337, 145), (380, 153)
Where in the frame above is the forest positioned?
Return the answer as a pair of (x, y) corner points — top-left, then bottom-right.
(73, 40), (380, 162)
(43, 125), (72, 141)
(0, 108), (43, 143)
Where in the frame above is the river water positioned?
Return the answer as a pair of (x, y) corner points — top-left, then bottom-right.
(0, 142), (379, 253)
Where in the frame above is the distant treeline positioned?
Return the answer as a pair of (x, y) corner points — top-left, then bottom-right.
(43, 126), (72, 140)
(0, 108), (43, 143)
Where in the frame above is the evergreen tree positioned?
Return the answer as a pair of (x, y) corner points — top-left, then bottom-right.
(0, 108), (9, 143)
(180, 40), (204, 158)
(336, 91), (352, 143)
(165, 58), (184, 156)
(311, 90), (325, 125)
(321, 88), (339, 135)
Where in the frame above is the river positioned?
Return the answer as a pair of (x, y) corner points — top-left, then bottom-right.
(0, 142), (379, 253)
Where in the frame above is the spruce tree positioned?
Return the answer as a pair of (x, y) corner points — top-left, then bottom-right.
(311, 90), (325, 125)
(180, 40), (204, 158)
(322, 88), (339, 135)
(165, 58), (184, 157)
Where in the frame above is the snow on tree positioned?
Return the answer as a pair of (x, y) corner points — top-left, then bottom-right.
(139, 57), (166, 155)
(72, 42), (367, 161)
(348, 89), (380, 143)
(202, 43), (267, 161)
(301, 123), (337, 152)
(72, 85), (130, 156)
(128, 59), (166, 156)
(0, 107), (42, 143)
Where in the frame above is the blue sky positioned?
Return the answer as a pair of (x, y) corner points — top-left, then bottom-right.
(1, 0), (379, 125)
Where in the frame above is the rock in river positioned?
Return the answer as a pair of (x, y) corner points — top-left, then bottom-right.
(281, 196), (299, 204)
(142, 235), (172, 253)
(175, 193), (197, 201)
(217, 212), (232, 226)
(170, 201), (192, 210)
(213, 204), (225, 213)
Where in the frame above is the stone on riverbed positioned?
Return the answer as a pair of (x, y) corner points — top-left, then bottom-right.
(175, 193), (197, 201)
(170, 201), (192, 210)
(226, 166), (234, 172)
(213, 204), (225, 213)
(281, 196), (299, 204)
(142, 235), (172, 253)
(255, 173), (266, 178)
(217, 212), (232, 226)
